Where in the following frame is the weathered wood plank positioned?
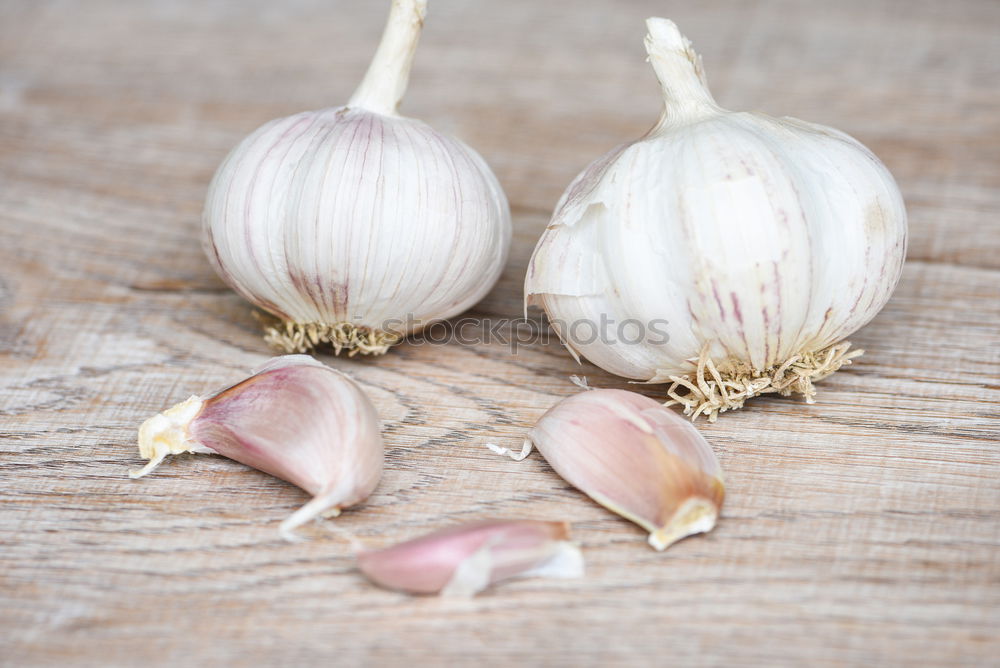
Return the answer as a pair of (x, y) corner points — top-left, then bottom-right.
(1, 0), (998, 665)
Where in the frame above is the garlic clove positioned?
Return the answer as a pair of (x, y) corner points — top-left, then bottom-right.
(203, 0), (511, 356)
(525, 18), (906, 420)
(493, 389), (724, 550)
(356, 520), (584, 596)
(131, 355), (383, 538)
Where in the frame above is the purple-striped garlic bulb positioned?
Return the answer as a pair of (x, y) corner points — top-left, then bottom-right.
(130, 355), (383, 538)
(202, 0), (510, 356)
(491, 389), (724, 550)
(357, 520), (583, 596)
(526, 18), (907, 420)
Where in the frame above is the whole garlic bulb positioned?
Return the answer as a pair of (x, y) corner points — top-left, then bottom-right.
(526, 18), (907, 420)
(204, 0), (511, 355)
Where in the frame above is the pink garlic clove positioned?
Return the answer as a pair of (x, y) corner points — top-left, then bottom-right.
(356, 520), (584, 597)
(131, 355), (383, 538)
(491, 389), (724, 550)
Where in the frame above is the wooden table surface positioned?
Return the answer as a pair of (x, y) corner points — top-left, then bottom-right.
(2, 0), (998, 665)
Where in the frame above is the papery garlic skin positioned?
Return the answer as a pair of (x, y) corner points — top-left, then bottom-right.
(203, 0), (511, 355)
(492, 389), (724, 550)
(356, 520), (583, 596)
(131, 356), (383, 537)
(526, 18), (906, 420)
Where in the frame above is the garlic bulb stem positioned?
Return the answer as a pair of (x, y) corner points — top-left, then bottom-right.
(645, 18), (718, 125)
(348, 0), (427, 116)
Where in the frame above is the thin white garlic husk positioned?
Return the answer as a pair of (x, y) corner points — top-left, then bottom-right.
(204, 0), (511, 356)
(526, 18), (907, 420)
(130, 355), (383, 539)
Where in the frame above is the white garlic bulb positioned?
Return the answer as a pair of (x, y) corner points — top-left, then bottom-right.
(526, 19), (907, 420)
(204, 0), (511, 355)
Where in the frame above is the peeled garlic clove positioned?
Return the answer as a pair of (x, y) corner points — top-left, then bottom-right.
(526, 18), (907, 420)
(356, 520), (584, 597)
(203, 0), (511, 356)
(131, 355), (383, 537)
(495, 389), (724, 550)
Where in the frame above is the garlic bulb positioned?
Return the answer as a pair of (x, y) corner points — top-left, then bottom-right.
(526, 18), (907, 420)
(130, 355), (383, 537)
(204, 0), (511, 355)
(491, 389), (724, 550)
(356, 520), (583, 596)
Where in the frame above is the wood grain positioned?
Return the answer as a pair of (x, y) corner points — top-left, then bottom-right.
(1, 0), (998, 665)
